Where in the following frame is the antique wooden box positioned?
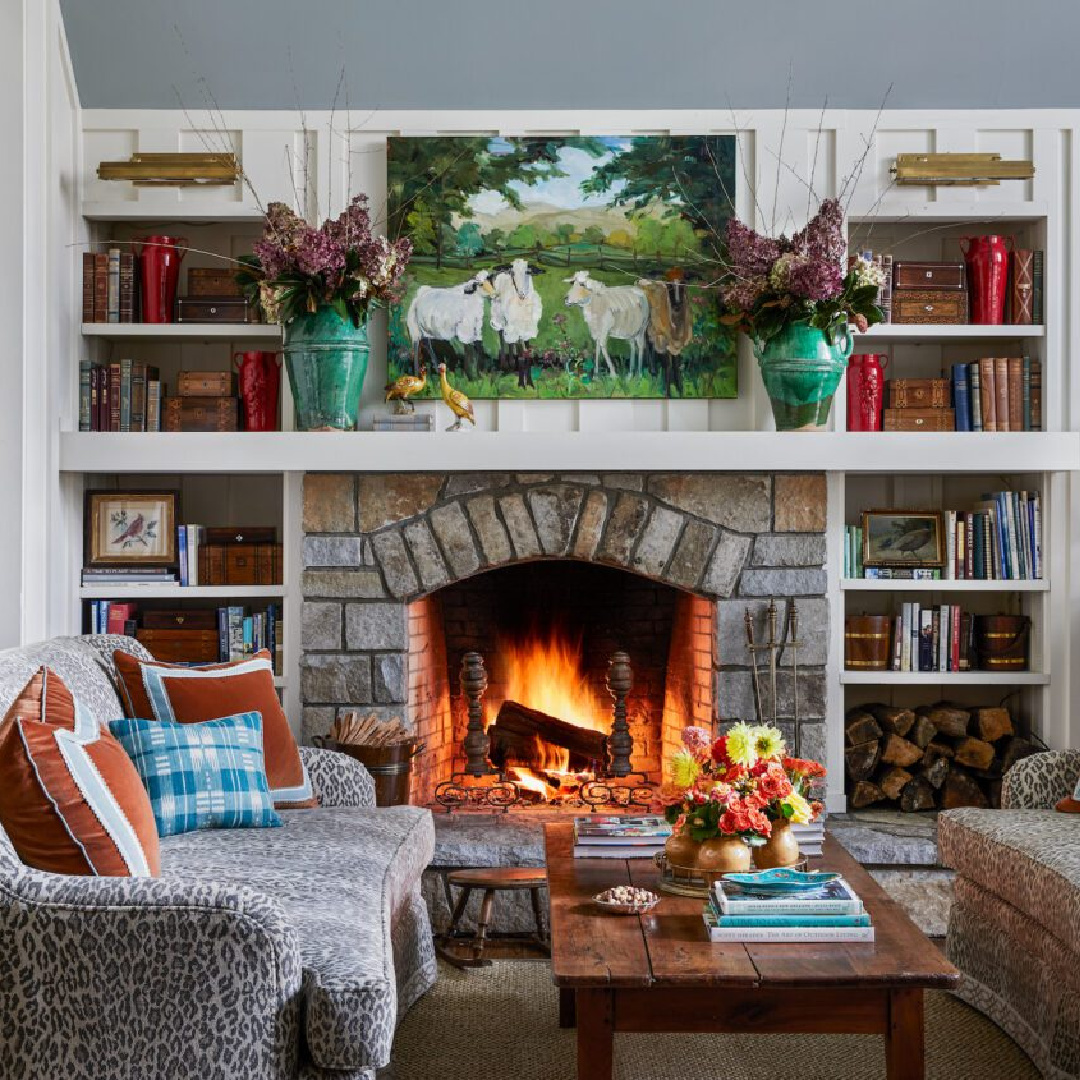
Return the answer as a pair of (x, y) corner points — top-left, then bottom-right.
(892, 261), (966, 291)
(844, 615), (893, 670)
(163, 396), (239, 432)
(176, 297), (252, 323)
(883, 407), (956, 431)
(892, 288), (969, 324)
(887, 378), (952, 410)
(177, 371), (236, 397)
(135, 628), (219, 663)
(198, 527), (282, 586)
(187, 267), (243, 298)
(141, 609), (218, 631)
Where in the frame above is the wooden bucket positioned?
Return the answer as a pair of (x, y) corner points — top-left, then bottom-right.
(319, 738), (422, 806)
(974, 615), (1030, 672)
(844, 615), (893, 670)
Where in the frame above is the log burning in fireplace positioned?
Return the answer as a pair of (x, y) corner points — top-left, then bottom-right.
(485, 630), (613, 801)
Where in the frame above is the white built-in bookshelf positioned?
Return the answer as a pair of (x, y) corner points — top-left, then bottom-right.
(53, 107), (1080, 800)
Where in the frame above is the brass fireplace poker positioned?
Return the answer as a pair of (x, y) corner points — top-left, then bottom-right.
(744, 599), (804, 756)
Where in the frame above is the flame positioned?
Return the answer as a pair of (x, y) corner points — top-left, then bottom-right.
(486, 628), (609, 803)
(489, 629), (609, 733)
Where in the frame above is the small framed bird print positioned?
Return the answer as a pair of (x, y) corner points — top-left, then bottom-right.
(85, 490), (179, 567)
(861, 510), (946, 568)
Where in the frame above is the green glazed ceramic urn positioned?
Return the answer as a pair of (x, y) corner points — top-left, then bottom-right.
(754, 320), (854, 431)
(282, 307), (370, 431)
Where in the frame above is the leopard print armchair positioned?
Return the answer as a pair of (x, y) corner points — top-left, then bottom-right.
(1001, 749), (1080, 809)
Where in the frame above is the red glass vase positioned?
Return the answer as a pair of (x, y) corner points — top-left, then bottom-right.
(135, 235), (187, 323)
(847, 353), (887, 431)
(960, 235), (1010, 325)
(233, 350), (281, 431)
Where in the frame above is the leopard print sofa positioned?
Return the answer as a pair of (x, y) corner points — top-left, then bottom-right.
(0, 635), (436, 1080)
(939, 750), (1080, 1080)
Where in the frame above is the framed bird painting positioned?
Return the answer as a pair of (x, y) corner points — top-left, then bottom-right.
(85, 490), (179, 568)
(861, 510), (946, 569)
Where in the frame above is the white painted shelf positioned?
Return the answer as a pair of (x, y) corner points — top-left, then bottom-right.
(855, 324), (1044, 342)
(273, 677), (287, 690)
(82, 203), (265, 222)
(841, 670), (1049, 686)
(79, 585), (286, 600)
(58, 431), (1080, 474)
(848, 202), (1048, 223)
(82, 322), (280, 340)
(841, 579), (1048, 592)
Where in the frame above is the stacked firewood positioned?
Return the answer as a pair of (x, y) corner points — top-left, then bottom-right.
(844, 703), (1038, 811)
(331, 712), (412, 746)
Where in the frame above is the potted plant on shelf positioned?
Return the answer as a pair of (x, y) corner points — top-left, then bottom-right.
(655, 722), (825, 873)
(239, 196), (412, 431)
(720, 198), (884, 431)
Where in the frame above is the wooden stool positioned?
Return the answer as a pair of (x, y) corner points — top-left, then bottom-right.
(436, 867), (549, 969)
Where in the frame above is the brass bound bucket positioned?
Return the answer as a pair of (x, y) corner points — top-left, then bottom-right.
(844, 614), (893, 670)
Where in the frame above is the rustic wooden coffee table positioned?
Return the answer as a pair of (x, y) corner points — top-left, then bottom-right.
(545, 823), (958, 1080)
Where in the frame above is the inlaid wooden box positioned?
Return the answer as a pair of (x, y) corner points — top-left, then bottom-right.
(893, 261), (966, 291)
(887, 379), (952, 409)
(883, 407), (956, 431)
(892, 288), (969, 324)
(163, 396), (239, 432)
(135, 628), (219, 663)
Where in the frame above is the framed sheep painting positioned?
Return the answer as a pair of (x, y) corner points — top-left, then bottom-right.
(385, 135), (738, 400)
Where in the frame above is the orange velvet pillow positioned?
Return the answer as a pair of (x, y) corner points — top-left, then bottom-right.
(1057, 798), (1080, 813)
(113, 650), (314, 808)
(0, 668), (160, 876)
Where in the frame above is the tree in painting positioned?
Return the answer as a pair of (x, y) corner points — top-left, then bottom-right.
(386, 135), (737, 400)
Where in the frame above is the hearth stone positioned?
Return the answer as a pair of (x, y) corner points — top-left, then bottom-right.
(358, 474), (444, 532)
(372, 531), (419, 598)
(527, 485), (584, 556)
(648, 474), (771, 532)
(430, 503), (480, 578)
(570, 490), (608, 559)
(701, 532), (752, 596)
(752, 534), (828, 567)
(302, 474), (356, 533)
(302, 569), (386, 599)
(774, 474), (828, 532)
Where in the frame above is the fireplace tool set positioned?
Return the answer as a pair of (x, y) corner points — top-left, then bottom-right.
(744, 599), (805, 757)
(434, 650), (656, 813)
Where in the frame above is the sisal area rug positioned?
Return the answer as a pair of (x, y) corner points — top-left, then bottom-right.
(391, 961), (1038, 1080)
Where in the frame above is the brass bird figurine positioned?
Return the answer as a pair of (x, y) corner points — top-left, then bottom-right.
(437, 362), (475, 431)
(384, 365), (427, 414)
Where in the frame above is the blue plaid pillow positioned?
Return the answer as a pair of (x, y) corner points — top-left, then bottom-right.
(108, 712), (282, 837)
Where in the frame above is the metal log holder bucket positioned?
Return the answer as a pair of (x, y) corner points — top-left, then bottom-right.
(313, 737), (424, 806)
(973, 614), (1031, 672)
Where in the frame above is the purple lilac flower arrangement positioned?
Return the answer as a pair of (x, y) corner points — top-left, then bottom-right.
(719, 198), (882, 345)
(238, 195), (412, 326)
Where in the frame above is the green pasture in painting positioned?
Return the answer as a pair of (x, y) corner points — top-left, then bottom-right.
(385, 135), (737, 400)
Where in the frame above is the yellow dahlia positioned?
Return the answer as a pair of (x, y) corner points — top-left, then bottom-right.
(724, 721), (757, 768)
(782, 790), (813, 825)
(670, 749), (701, 790)
(751, 724), (786, 761)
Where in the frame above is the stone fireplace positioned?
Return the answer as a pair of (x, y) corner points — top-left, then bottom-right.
(300, 471), (828, 806)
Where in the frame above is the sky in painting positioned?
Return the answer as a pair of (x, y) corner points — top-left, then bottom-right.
(469, 136), (630, 214)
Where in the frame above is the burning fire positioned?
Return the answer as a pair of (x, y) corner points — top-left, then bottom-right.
(490, 630), (609, 733)
(488, 629), (609, 802)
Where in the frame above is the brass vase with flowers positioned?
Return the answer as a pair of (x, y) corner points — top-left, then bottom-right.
(696, 835), (752, 874)
(752, 818), (801, 869)
(654, 721), (828, 882)
(663, 827), (702, 871)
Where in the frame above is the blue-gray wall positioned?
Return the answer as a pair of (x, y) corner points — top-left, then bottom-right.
(61, 0), (1074, 110)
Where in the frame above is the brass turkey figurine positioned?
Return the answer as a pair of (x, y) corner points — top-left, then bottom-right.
(384, 364), (427, 414)
(437, 362), (475, 431)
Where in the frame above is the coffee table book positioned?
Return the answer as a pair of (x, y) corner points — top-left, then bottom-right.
(572, 814), (670, 859)
(714, 875), (864, 916)
(703, 906), (875, 942)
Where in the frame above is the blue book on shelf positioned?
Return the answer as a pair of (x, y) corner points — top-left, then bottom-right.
(952, 363), (972, 432)
(177, 525), (188, 587)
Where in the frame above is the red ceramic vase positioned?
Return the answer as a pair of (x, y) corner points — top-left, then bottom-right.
(233, 351), (281, 431)
(960, 235), (1010, 325)
(847, 353), (887, 432)
(135, 235), (186, 323)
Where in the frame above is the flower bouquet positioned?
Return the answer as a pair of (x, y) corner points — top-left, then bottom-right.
(718, 198), (885, 431)
(238, 196), (412, 431)
(655, 722), (825, 875)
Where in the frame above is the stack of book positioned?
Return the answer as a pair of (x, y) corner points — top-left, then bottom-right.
(572, 815), (672, 859)
(82, 248), (137, 324)
(950, 357), (1042, 432)
(81, 566), (178, 587)
(704, 875), (874, 942)
(789, 819), (825, 858)
(942, 495), (1041, 580)
(890, 603), (972, 673)
(372, 414), (434, 432)
(79, 359), (163, 432)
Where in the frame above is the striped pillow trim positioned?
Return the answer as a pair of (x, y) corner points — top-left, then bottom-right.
(16, 702), (154, 877)
(138, 656), (314, 806)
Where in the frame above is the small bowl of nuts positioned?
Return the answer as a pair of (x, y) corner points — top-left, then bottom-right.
(593, 885), (660, 916)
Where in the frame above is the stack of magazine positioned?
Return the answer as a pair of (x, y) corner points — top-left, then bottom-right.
(789, 818), (825, 858)
(572, 815), (672, 859)
(704, 874), (874, 942)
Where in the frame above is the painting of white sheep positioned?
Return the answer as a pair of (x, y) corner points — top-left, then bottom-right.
(563, 271), (649, 378)
(406, 270), (495, 375)
(490, 258), (544, 388)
